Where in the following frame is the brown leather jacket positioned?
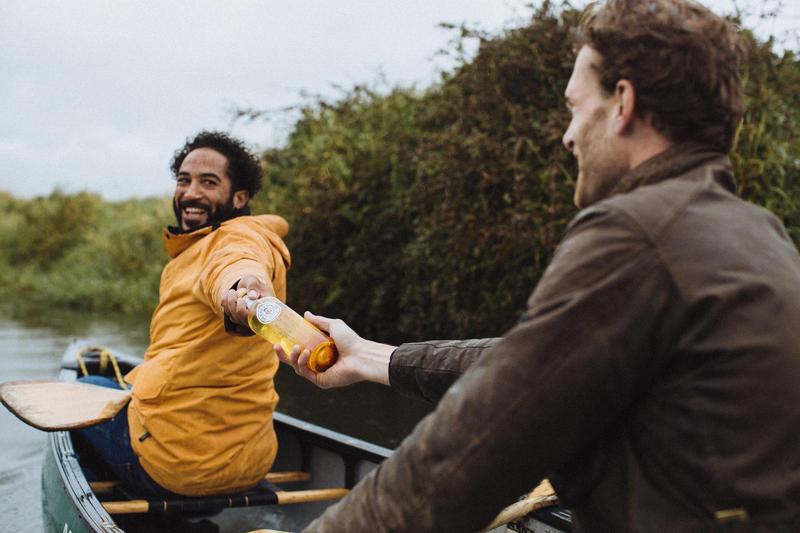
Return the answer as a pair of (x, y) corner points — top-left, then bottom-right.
(305, 145), (800, 532)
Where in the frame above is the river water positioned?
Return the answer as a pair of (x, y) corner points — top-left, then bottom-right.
(0, 305), (431, 533)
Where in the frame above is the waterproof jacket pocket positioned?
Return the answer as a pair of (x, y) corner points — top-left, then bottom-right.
(130, 361), (170, 401)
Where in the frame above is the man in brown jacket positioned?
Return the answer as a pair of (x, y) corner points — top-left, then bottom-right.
(256, 0), (800, 530)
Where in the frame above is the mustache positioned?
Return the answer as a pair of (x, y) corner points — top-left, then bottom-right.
(177, 199), (211, 213)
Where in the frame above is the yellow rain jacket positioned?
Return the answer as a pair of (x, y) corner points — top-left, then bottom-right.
(125, 214), (290, 496)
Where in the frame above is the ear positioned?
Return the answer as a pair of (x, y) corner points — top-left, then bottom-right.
(232, 190), (250, 209)
(613, 79), (636, 134)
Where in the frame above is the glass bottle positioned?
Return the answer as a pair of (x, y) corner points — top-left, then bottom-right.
(247, 296), (338, 372)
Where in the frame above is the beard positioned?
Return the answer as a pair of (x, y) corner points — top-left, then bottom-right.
(173, 194), (238, 230)
(574, 146), (629, 208)
(572, 108), (629, 208)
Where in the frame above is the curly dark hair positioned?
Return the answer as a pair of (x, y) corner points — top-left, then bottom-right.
(576, 0), (746, 153)
(170, 131), (263, 197)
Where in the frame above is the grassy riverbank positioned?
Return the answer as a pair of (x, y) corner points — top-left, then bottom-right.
(0, 191), (169, 315)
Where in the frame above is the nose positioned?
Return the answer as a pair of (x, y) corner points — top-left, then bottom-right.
(183, 179), (202, 199)
(562, 126), (575, 153)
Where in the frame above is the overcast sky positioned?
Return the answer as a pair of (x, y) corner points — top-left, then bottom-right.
(1, 0), (797, 201)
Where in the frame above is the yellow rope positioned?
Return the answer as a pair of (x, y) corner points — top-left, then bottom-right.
(101, 349), (130, 390)
(76, 347), (90, 377)
(76, 346), (130, 390)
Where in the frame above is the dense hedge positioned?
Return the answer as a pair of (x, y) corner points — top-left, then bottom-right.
(251, 5), (582, 343)
(256, 5), (800, 344)
(1, 4), (798, 345)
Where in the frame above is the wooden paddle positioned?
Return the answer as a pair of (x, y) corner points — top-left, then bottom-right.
(483, 478), (558, 530)
(245, 479), (558, 533)
(0, 380), (130, 431)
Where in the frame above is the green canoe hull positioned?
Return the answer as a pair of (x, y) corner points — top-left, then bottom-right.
(42, 430), (122, 533)
(40, 339), (571, 532)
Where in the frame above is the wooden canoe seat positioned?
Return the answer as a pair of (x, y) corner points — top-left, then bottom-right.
(93, 472), (348, 515)
(90, 471), (312, 494)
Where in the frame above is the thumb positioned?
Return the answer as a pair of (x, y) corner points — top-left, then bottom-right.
(304, 311), (331, 333)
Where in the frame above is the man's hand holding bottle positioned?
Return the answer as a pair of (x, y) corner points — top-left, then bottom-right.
(274, 311), (393, 389)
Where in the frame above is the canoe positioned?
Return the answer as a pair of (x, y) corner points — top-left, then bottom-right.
(41, 339), (573, 532)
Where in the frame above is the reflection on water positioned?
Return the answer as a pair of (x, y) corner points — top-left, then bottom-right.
(0, 303), (431, 532)
(0, 303), (152, 533)
(0, 323), (56, 533)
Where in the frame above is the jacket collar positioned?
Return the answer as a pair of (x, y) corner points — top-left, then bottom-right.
(162, 225), (214, 258)
(163, 207), (250, 258)
(608, 143), (736, 199)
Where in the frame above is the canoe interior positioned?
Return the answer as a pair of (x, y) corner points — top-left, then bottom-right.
(42, 339), (572, 532)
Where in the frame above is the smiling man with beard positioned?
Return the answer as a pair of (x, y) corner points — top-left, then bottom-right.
(76, 130), (292, 498)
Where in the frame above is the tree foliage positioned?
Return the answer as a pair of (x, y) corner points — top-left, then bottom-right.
(731, 36), (800, 241)
(256, 4), (800, 344)
(252, 5), (584, 343)
(2, 3), (798, 343)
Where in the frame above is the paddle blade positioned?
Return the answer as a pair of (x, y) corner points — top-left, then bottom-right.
(0, 380), (131, 431)
(483, 479), (558, 531)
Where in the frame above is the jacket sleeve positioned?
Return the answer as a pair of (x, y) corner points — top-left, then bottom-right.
(194, 226), (287, 316)
(389, 338), (501, 403)
(303, 206), (682, 532)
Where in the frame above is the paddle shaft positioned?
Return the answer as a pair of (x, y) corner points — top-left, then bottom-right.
(483, 479), (558, 531)
(245, 481), (557, 533)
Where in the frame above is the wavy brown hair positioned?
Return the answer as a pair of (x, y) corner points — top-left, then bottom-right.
(576, 0), (746, 152)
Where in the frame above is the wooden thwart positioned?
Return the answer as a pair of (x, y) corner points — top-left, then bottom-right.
(0, 380), (130, 431)
(90, 471), (312, 494)
(102, 488), (350, 515)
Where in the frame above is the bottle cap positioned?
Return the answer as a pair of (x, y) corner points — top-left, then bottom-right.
(307, 341), (338, 373)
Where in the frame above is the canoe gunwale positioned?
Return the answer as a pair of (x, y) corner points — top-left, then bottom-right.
(45, 427), (126, 532)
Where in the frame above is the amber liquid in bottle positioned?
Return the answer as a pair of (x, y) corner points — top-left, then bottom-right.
(247, 297), (338, 372)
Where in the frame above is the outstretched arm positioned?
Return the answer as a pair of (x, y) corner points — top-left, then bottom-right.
(388, 337), (501, 402)
(302, 207), (676, 532)
(276, 312), (498, 400)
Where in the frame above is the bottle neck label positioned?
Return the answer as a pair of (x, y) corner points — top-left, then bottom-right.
(256, 300), (282, 324)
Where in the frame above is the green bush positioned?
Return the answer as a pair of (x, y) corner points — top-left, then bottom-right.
(257, 3), (800, 344)
(732, 38), (800, 241)
(0, 193), (169, 315)
(2, 3), (798, 343)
